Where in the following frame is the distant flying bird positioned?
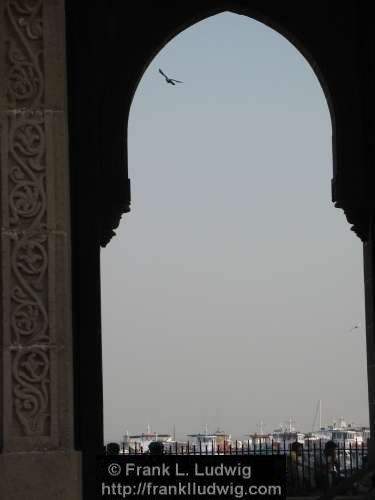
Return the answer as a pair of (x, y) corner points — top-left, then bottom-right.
(349, 323), (361, 333)
(159, 68), (183, 85)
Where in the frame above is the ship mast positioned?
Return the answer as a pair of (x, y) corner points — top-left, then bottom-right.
(319, 400), (322, 430)
(255, 420), (265, 434)
(288, 417), (295, 432)
(312, 400), (322, 432)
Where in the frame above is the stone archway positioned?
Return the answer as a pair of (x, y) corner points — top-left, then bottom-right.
(1, 1), (373, 499)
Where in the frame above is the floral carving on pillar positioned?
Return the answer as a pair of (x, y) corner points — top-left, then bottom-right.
(6, 0), (44, 106)
(2, 0), (52, 440)
(11, 235), (49, 346)
(13, 347), (50, 435)
(7, 110), (50, 437)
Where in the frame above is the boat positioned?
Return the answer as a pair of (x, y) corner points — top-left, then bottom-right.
(326, 417), (365, 447)
(269, 418), (305, 450)
(308, 416), (369, 447)
(213, 427), (233, 452)
(304, 431), (330, 446)
(244, 421), (273, 450)
(123, 425), (173, 453)
(187, 425), (217, 453)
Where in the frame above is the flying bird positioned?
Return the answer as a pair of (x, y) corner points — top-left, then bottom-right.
(349, 323), (361, 333)
(159, 68), (183, 85)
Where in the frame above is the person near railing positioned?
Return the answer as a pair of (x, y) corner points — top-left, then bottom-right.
(314, 440), (339, 490)
(148, 441), (164, 455)
(286, 442), (307, 495)
(106, 442), (120, 455)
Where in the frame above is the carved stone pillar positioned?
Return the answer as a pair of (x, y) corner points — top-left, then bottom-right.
(0, 0), (81, 498)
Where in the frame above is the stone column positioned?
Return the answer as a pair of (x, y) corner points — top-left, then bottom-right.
(364, 212), (375, 467)
(0, 0), (81, 498)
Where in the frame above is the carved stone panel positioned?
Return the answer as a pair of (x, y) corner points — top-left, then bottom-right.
(1, 0), (74, 453)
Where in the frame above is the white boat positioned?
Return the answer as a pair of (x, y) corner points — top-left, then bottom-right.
(213, 428), (233, 452)
(305, 417), (369, 451)
(304, 431), (330, 446)
(326, 418), (365, 447)
(123, 425), (173, 453)
(269, 418), (305, 450)
(187, 426), (217, 453)
(244, 421), (273, 450)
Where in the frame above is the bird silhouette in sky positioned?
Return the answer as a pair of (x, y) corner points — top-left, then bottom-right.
(349, 323), (361, 333)
(159, 68), (183, 85)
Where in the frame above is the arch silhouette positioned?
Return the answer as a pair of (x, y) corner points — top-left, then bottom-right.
(128, 8), (336, 131)
(98, 1), (364, 248)
(65, 4), (371, 498)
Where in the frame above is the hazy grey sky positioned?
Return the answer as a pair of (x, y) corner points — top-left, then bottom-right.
(101, 13), (367, 443)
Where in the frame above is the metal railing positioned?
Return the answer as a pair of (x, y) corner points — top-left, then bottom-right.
(106, 439), (369, 496)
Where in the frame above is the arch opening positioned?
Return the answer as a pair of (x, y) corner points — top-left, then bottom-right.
(127, 7), (336, 135)
(101, 12), (367, 453)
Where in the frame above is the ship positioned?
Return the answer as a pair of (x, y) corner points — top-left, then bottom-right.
(269, 418), (305, 450)
(187, 425), (218, 453)
(244, 420), (273, 450)
(322, 417), (367, 447)
(123, 425), (173, 453)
